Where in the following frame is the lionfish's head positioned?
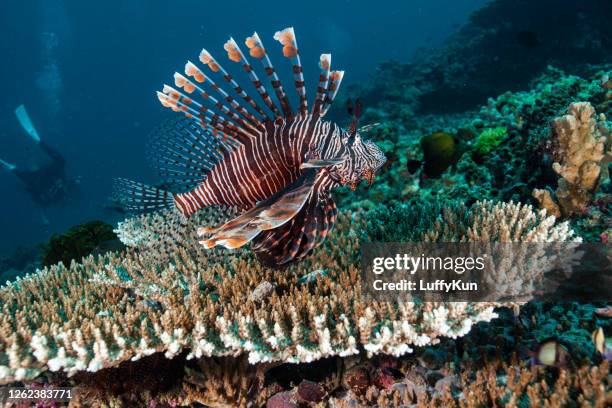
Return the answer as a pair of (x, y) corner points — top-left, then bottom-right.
(334, 130), (386, 190)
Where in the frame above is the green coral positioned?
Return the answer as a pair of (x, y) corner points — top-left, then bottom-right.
(42, 220), (121, 267)
(473, 126), (507, 155)
(363, 200), (468, 242)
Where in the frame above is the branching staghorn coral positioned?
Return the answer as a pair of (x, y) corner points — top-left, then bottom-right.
(0, 201), (578, 387)
(534, 102), (611, 217)
(182, 355), (272, 407)
(330, 359), (611, 407)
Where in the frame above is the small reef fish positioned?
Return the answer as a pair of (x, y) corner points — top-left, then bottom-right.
(115, 27), (386, 266)
(594, 306), (612, 318)
(530, 337), (570, 367)
(600, 74), (611, 90)
(592, 327), (611, 361)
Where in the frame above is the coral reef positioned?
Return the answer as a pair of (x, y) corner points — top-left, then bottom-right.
(334, 67), (612, 224)
(533, 102), (611, 217)
(339, 0), (612, 116)
(1, 3), (610, 405)
(11, 300), (607, 407)
(0, 201), (578, 387)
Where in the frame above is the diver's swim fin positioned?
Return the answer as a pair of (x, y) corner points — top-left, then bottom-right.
(0, 158), (16, 171)
(15, 105), (41, 143)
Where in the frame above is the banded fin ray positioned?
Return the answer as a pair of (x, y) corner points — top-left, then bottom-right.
(159, 85), (251, 146)
(183, 60), (261, 130)
(224, 38), (283, 119)
(174, 70), (259, 138)
(199, 49), (271, 123)
(253, 184), (337, 265)
(312, 54), (331, 117)
(148, 118), (228, 189)
(197, 169), (317, 249)
(112, 179), (174, 212)
(273, 27), (308, 117)
(321, 70), (345, 116)
(245, 32), (293, 119)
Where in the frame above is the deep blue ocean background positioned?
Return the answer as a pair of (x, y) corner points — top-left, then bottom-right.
(0, 0), (486, 256)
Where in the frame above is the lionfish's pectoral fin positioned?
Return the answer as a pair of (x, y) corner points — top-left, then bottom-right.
(112, 178), (175, 213)
(198, 169), (317, 250)
(300, 157), (345, 169)
(252, 190), (338, 266)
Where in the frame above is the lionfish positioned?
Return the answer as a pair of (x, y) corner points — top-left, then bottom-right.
(115, 27), (386, 266)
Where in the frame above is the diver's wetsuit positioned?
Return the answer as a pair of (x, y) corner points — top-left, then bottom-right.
(12, 141), (70, 206)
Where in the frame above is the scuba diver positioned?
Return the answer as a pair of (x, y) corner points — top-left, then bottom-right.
(0, 105), (77, 211)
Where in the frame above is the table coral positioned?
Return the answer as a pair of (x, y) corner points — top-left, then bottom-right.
(0, 201), (578, 386)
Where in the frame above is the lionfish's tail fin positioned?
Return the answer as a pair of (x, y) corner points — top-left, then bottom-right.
(112, 178), (174, 213)
(274, 27), (308, 117)
(147, 117), (228, 190)
(245, 32), (293, 118)
(320, 70), (344, 117)
(197, 169), (317, 250)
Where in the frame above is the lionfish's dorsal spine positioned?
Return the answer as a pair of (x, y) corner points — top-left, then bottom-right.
(158, 27), (347, 136)
(312, 54), (331, 117)
(183, 61), (261, 135)
(273, 28), (308, 117)
(321, 70), (344, 117)
(175, 68), (259, 137)
(199, 49), (271, 124)
(224, 38), (283, 119)
(157, 88), (242, 147)
(245, 32), (293, 119)
(159, 84), (252, 146)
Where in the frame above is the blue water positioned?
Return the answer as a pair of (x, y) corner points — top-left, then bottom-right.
(0, 0), (486, 255)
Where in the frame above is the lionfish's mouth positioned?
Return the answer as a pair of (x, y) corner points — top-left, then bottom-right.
(363, 168), (375, 186)
(338, 172), (376, 191)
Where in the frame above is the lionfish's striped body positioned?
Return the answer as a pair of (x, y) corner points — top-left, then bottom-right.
(116, 28), (385, 266)
(174, 117), (345, 213)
